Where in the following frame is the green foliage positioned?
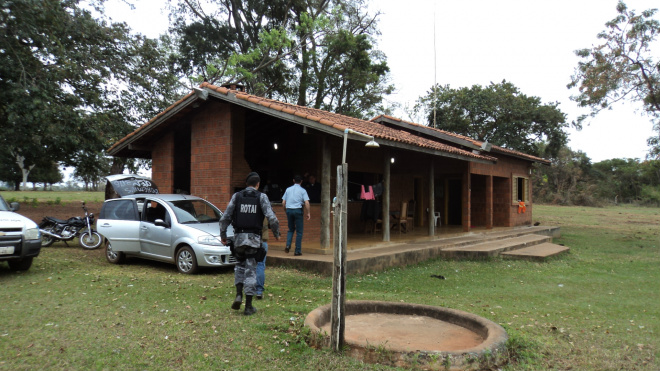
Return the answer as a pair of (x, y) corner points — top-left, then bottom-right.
(640, 185), (660, 206)
(0, 0), (183, 186)
(168, 0), (392, 119)
(504, 330), (542, 367)
(27, 162), (63, 188)
(2, 191), (105, 204)
(416, 81), (572, 157)
(533, 143), (660, 205)
(568, 1), (660, 159)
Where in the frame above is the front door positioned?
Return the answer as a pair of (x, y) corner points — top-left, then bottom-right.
(139, 199), (173, 260)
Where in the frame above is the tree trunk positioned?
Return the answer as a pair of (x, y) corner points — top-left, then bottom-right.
(297, 41), (309, 106)
(13, 153), (35, 191)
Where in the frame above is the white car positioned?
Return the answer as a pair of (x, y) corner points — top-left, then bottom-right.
(0, 194), (42, 271)
(98, 175), (235, 274)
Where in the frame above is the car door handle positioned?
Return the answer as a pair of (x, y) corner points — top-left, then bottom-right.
(100, 223), (111, 228)
(141, 226), (148, 230)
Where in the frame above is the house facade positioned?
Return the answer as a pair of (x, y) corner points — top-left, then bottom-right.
(108, 83), (548, 254)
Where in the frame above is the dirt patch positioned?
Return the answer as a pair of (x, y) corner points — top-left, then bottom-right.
(15, 202), (104, 225)
(320, 312), (484, 352)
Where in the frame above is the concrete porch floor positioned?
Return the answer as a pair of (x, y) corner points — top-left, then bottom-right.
(266, 225), (562, 275)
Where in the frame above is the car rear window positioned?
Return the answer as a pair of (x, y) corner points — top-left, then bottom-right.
(100, 199), (139, 221)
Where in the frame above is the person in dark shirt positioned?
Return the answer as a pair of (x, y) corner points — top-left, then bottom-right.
(304, 174), (321, 203)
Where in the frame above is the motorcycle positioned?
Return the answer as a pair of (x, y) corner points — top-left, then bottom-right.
(39, 201), (102, 249)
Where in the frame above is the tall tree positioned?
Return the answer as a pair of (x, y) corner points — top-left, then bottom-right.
(28, 162), (63, 191)
(532, 145), (595, 205)
(592, 158), (646, 203)
(0, 0), (183, 189)
(568, 1), (660, 159)
(167, 0), (392, 119)
(416, 81), (571, 157)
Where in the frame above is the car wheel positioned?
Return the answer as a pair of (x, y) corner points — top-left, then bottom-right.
(176, 246), (198, 274)
(8, 257), (33, 271)
(41, 225), (56, 247)
(105, 241), (125, 264)
(79, 231), (102, 250)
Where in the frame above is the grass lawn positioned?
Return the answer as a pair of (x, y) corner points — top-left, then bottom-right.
(1, 202), (658, 370)
(1, 191), (105, 204)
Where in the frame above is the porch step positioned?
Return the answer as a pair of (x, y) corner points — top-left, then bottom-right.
(440, 234), (552, 259)
(501, 243), (570, 261)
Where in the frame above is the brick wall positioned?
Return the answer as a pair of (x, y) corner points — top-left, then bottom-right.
(493, 176), (510, 226)
(471, 156), (534, 227)
(229, 106), (253, 194)
(268, 203), (325, 250)
(471, 174), (488, 227)
(189, 101), (232, 207)
(151, 132), (174, 194)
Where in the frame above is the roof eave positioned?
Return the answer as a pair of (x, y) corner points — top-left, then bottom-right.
(373, 115), (483, 151)
(207, 89), (495, 163)
(107, 93), (201, 156)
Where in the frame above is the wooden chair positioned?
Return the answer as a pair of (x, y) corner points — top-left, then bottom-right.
(407, 199), (415, 232)
(373, 218), (382, 235)
(391, 201), (408, 234)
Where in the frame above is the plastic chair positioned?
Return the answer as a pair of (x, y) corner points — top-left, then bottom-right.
(434, 211), (441, 227)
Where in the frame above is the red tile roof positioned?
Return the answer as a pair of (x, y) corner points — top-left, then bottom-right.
(111, 83), (549, 164)
(371, 114), (550, 164)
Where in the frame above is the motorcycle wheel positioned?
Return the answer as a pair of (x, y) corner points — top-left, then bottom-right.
(79, 231), (102, 249)
(41, 225), (56, 247)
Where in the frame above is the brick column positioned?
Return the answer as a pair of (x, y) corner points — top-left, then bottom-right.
(151, 132), (174, 194)
(190, 102), (232, 207)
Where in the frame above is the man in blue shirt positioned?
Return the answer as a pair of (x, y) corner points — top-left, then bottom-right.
(281, 175), (310, 256)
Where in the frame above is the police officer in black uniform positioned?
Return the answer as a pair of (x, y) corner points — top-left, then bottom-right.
(220, 172), (280, 315)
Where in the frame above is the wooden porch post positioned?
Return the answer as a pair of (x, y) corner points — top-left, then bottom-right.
(382, 150), (390, 242)
(331, 163), (347, 352)
(463, 163), (471, 232)
(428, 158), (435, 236)
(321, 137), (331, 248)
(486, 175), (493, 229)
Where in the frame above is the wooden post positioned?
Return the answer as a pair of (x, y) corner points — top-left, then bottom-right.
(331, 163), (347, 352)
(463, 163), (471, 232)
(321, 137), (331, 248)
(486, 175), (493, 229)
(382, 151), (390, 242)
(429, 159), (435, 236)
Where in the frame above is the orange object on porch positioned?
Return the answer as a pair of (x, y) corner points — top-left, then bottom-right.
(518, 201), (526, 214)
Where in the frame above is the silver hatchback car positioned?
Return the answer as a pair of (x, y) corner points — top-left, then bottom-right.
(97, 194), (235, 274)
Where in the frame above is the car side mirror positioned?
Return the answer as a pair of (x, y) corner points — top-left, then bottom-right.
(154, 219), (170, 228)
(10, 202), (20, 212)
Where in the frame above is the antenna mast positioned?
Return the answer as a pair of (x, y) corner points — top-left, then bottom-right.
(433, 5), (437, 129)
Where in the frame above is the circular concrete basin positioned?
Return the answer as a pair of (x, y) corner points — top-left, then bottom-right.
(305, 300), (508, 370)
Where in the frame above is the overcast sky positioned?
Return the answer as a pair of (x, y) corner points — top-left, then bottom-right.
(105, 0), (659, 163)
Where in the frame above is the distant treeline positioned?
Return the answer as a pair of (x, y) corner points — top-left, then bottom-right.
(533, 147), (660, 207)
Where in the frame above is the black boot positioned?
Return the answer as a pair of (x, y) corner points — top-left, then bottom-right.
(244, 295), (257, 316)
(231, 283), (243, 310)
